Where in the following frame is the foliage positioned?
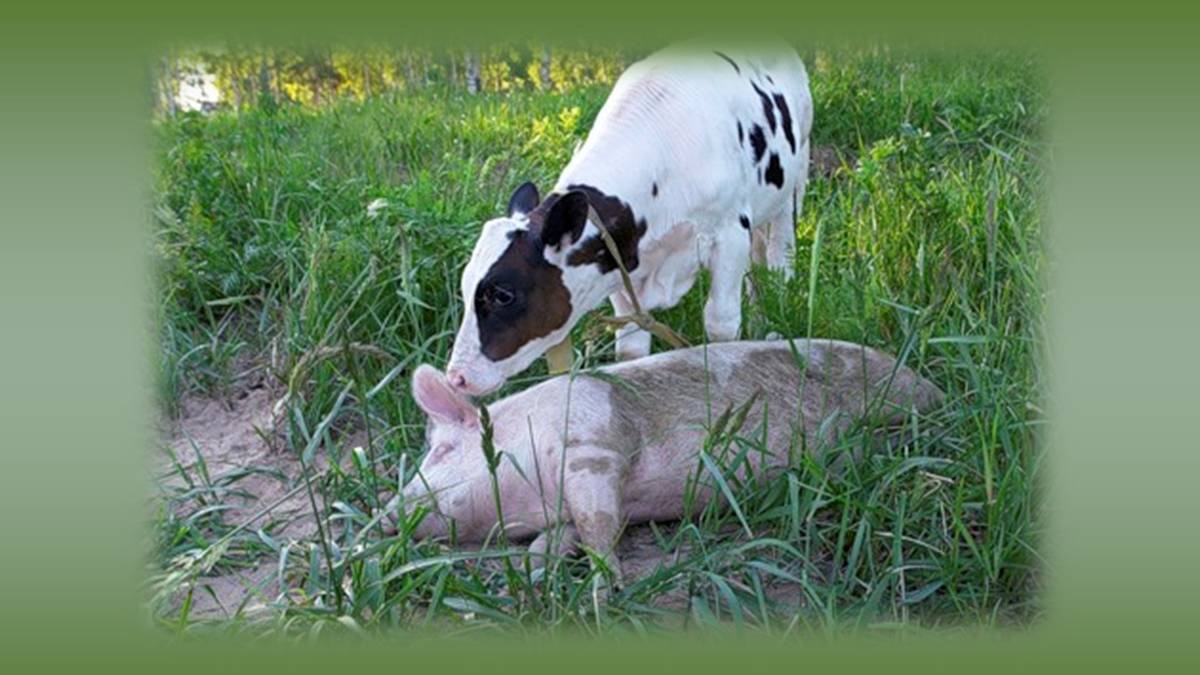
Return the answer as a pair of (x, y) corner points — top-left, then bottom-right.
(158, 43), (634, 115)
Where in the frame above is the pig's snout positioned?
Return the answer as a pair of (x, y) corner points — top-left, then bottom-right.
(398, 477), (471, 540)
(399, 481), (435, 512)
(396, 487), (439, 538)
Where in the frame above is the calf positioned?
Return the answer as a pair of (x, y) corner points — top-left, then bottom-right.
(403, 339), (942, 583)
(446, 44), (814, 396)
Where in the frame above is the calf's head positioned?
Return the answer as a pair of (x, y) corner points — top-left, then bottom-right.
(402, 364), (491, 540)
(447, 182), (611, 396)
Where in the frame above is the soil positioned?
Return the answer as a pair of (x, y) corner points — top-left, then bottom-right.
(810, 145), (850, 179)
(162, 384), (320, 542)
(158, 382), (331, 618)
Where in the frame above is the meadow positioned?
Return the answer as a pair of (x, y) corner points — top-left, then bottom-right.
(149, 45), (1046, 636)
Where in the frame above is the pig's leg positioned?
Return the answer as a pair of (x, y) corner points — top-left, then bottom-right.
(609, 289), (651, 361)
(512, 525), (579, 574)
(703, 222), (752, 342)
(528, 524), (579, 561)
(563, 448), (627, 586)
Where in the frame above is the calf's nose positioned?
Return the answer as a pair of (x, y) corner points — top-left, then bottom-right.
(447, 369), (468, 391)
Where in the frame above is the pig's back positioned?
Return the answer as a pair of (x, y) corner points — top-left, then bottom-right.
(590, 339), (942, 452)
(514, 339), (942, 524)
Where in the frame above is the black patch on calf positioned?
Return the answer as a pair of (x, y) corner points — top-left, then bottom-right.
(739, 215), (751, 230)
(652, 182), (659, 197)
(530, 191), (589, 249)
(737, 121), (744, 145)
(772, 92), (796, 153)
(748, 124), (767, 162)
(474, 230), (572, 361)
(764, 153), (785, 189)
(563, 184), (648, 274)
(751, 82), (776, 134)
(713, 51), (740, 73)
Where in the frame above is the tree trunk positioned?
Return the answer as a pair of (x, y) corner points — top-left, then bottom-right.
(540, 46), (553, 91)
(258, 55), (271, 105)
(161, 55), (178, 116)
(231, 62), (242, 109)
(325, 51), (336, 104)
(465, 50), (481, 94)
(404, 50), (416, 89)
(272, 52), (282, 103)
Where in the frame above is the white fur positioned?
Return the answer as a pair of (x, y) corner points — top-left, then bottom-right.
(448, 43), (813, 396)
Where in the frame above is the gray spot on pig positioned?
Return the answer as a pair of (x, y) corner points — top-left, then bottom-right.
(592, 359), (717, 450)
(582, 340), (942, 469)
(565, 394), (642, 458)
(743, 341), (943, 446)
(568, 456), (615, 475)
(575, 510), (620, 545)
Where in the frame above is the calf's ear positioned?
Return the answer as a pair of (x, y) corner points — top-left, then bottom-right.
(412, 365), (479, 428)
(507, 181), (541, 218)
(539, 190), (589, 250)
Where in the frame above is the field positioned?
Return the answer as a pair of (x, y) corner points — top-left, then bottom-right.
(149, 45), (1046, 636)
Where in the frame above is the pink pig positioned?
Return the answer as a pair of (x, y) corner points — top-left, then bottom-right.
(401, 339), (942, 581)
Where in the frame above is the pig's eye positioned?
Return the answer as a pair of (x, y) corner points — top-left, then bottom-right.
(429, 443), (454, 463)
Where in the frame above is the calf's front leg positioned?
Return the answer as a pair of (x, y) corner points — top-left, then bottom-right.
(562, 446), (627, 587)
(609, 290), (651, 361)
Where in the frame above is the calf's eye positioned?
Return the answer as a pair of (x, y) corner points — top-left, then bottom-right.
(489, 286), (515, 307)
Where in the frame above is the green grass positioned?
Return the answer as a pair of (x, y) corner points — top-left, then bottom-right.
(149, 45), (1046, 636)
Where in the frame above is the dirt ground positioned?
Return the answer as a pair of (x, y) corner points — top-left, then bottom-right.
(157, 379), (360, 618)
(810, 145), (849, 178)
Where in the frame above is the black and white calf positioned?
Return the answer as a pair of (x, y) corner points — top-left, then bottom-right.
(447, 43), (813, 396)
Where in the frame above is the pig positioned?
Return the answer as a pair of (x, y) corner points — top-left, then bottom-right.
(445, 43), (814, 396)
(401, 339), (943, 584)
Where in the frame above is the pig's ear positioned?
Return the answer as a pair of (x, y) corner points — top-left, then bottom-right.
(412, 365), (479, 428)
(507, 181), (540, 218)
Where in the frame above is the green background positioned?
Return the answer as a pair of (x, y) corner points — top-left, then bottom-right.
(1, 1), (1197, 670)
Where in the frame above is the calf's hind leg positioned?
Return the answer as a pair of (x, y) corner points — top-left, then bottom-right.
(765, 175), (806, 279)
(764, 209), (797, 279)
(703, 222), (752, 342)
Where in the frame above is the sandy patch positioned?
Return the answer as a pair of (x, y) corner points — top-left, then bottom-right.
(160, 384), (320, 542)
(156, 381), (347, 619)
